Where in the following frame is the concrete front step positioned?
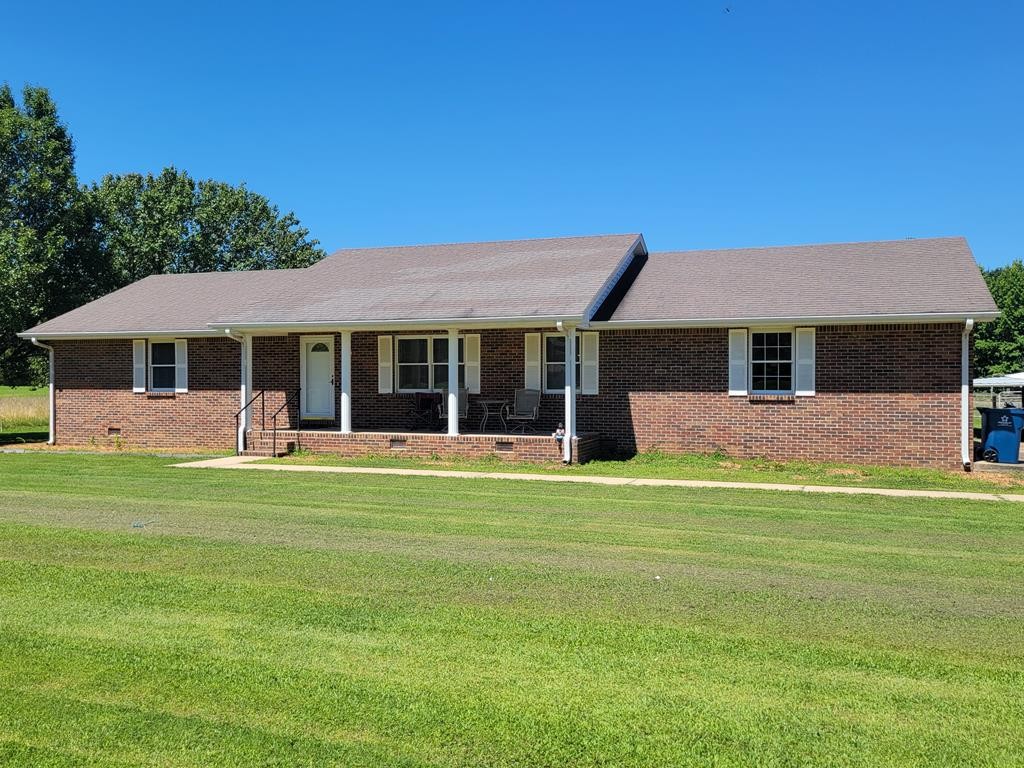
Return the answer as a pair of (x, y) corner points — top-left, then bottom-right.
(240, 449), (290, 458)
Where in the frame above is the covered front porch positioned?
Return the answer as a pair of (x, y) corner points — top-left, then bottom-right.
(234, 326), (602, 463)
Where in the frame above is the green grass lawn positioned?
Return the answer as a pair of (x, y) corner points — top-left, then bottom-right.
(0, 385), (47, 398)
(0, 453), (1021, 766)
(268, 448), (1024, 493)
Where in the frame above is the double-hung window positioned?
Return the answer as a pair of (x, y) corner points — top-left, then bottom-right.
(134, 338), (187, 394)
(543, 334), (581, 394)
(395, 336), (465, 392)
(750, 331), (793, 393)
(149, 342), (178, 391)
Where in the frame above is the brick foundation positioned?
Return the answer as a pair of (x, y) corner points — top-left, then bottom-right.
(247, 429), (602, 463)
(50, 323), (966, 467)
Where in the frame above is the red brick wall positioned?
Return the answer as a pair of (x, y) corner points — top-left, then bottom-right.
(53, 324), (966, 466)
(52, 337), (239, 449)
(579, 324), (963, 467)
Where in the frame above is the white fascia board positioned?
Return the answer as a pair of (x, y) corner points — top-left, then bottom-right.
(590, 311), (1000, 329)
(581, 235), (645, 323)
(17, 329), (221, 340)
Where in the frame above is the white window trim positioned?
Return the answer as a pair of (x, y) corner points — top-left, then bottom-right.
(542, 332), (582, 395)
(394, 334), (465, 393)
(748, 327), (795, 395)
(148, 338), (178, 393)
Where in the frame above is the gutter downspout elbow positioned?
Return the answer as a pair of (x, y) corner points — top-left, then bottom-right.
(30, 337), (55, 445)
(962, 319), (975, 471)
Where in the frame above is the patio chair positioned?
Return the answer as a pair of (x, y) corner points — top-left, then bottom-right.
(503, 388), (540, 433)
(437, 387), (469, 425)
(409, 391), (439, 431)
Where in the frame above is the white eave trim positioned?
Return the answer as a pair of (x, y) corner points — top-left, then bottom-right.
(17, 329), (222, 340)
(581, 234), (646, 322)
(590, 311), (1001, 329)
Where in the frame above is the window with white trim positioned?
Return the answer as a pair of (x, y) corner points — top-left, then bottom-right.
(750, 331), (793, 393)
(149, 342), (177, 391)
(395, 336), (465, 392)
(543, 333), (581, 394)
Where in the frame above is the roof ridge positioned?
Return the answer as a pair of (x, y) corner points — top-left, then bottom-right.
(648, 236), (967, 257)
(323, 232), (641, 257)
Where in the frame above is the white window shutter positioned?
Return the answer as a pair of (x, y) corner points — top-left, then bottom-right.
(132, 340), (146, 393)
(728, 329), (748, 396)
(465, 334), (481, 394)
(174, 339), (188, 393)
(580, 332), (599, 395)
(794, 327), (816, 396)
(524, 333), (541, 390)
(377, 335), (393, 393)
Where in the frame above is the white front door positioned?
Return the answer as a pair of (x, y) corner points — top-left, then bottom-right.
(301, 336), (335, 419)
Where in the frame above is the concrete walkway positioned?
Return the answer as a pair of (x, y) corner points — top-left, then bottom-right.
(171, 455), (1024, 503)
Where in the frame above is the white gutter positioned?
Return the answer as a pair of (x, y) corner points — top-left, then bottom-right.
(29, 338), (55, 445)
(17, 329), (221, 340)
(591, 311), (1000, 329)
(962, 318), (975, 470)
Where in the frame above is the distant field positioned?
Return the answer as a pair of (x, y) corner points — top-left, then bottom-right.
(0, 453), (1020, 766)
(0, 388), (48, 444)
(0, 386), (46, 398)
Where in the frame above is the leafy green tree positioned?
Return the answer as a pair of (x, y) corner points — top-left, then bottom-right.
(975, 260), (1024, 376)
(0, 84), (104, 384)
(88, 169), (324, 284)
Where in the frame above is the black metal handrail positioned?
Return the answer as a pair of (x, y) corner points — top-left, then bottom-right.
(272, 388), (301, 457)
(234, 390), (266, 455)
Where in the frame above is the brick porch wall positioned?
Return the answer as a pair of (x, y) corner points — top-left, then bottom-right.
(51, 323), (965, 466)
(51, 337), (239, 449)
(247, 429), (601, 463)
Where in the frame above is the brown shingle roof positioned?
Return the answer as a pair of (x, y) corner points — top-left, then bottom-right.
(21, 234), (643, 336)
(606, 237), (997, 323)
(19, 234), (995, 338)
(22, 269), (308, 336)
(218, 234), (643, 325)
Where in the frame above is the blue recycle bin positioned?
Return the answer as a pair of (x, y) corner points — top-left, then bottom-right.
(979, 408), (1024, 464)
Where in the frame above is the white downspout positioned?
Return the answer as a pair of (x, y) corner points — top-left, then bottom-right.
(225, 330), (247, 454)
(30, 338), (55, 445)
(962, 318), (974, 470)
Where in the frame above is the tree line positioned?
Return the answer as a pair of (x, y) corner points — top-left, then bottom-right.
(2, 84), (1022, 384)
(1, 84), (324, 384)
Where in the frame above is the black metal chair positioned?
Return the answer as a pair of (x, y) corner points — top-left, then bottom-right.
(409, 392), (440, 430)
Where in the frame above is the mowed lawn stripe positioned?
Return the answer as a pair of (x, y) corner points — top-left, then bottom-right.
(0, 454), (1021, 766)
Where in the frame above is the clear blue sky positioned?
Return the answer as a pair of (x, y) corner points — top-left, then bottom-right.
(3, 1), (1021, 267)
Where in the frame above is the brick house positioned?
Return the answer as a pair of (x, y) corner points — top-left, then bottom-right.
(19, 234), (998, 468)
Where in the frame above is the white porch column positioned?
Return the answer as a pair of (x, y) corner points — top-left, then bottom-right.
(237, 334), (252, 453)
(447, 328), (459, 436)
(563, 326), (577, 463)
(340, 330), (352, 433)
